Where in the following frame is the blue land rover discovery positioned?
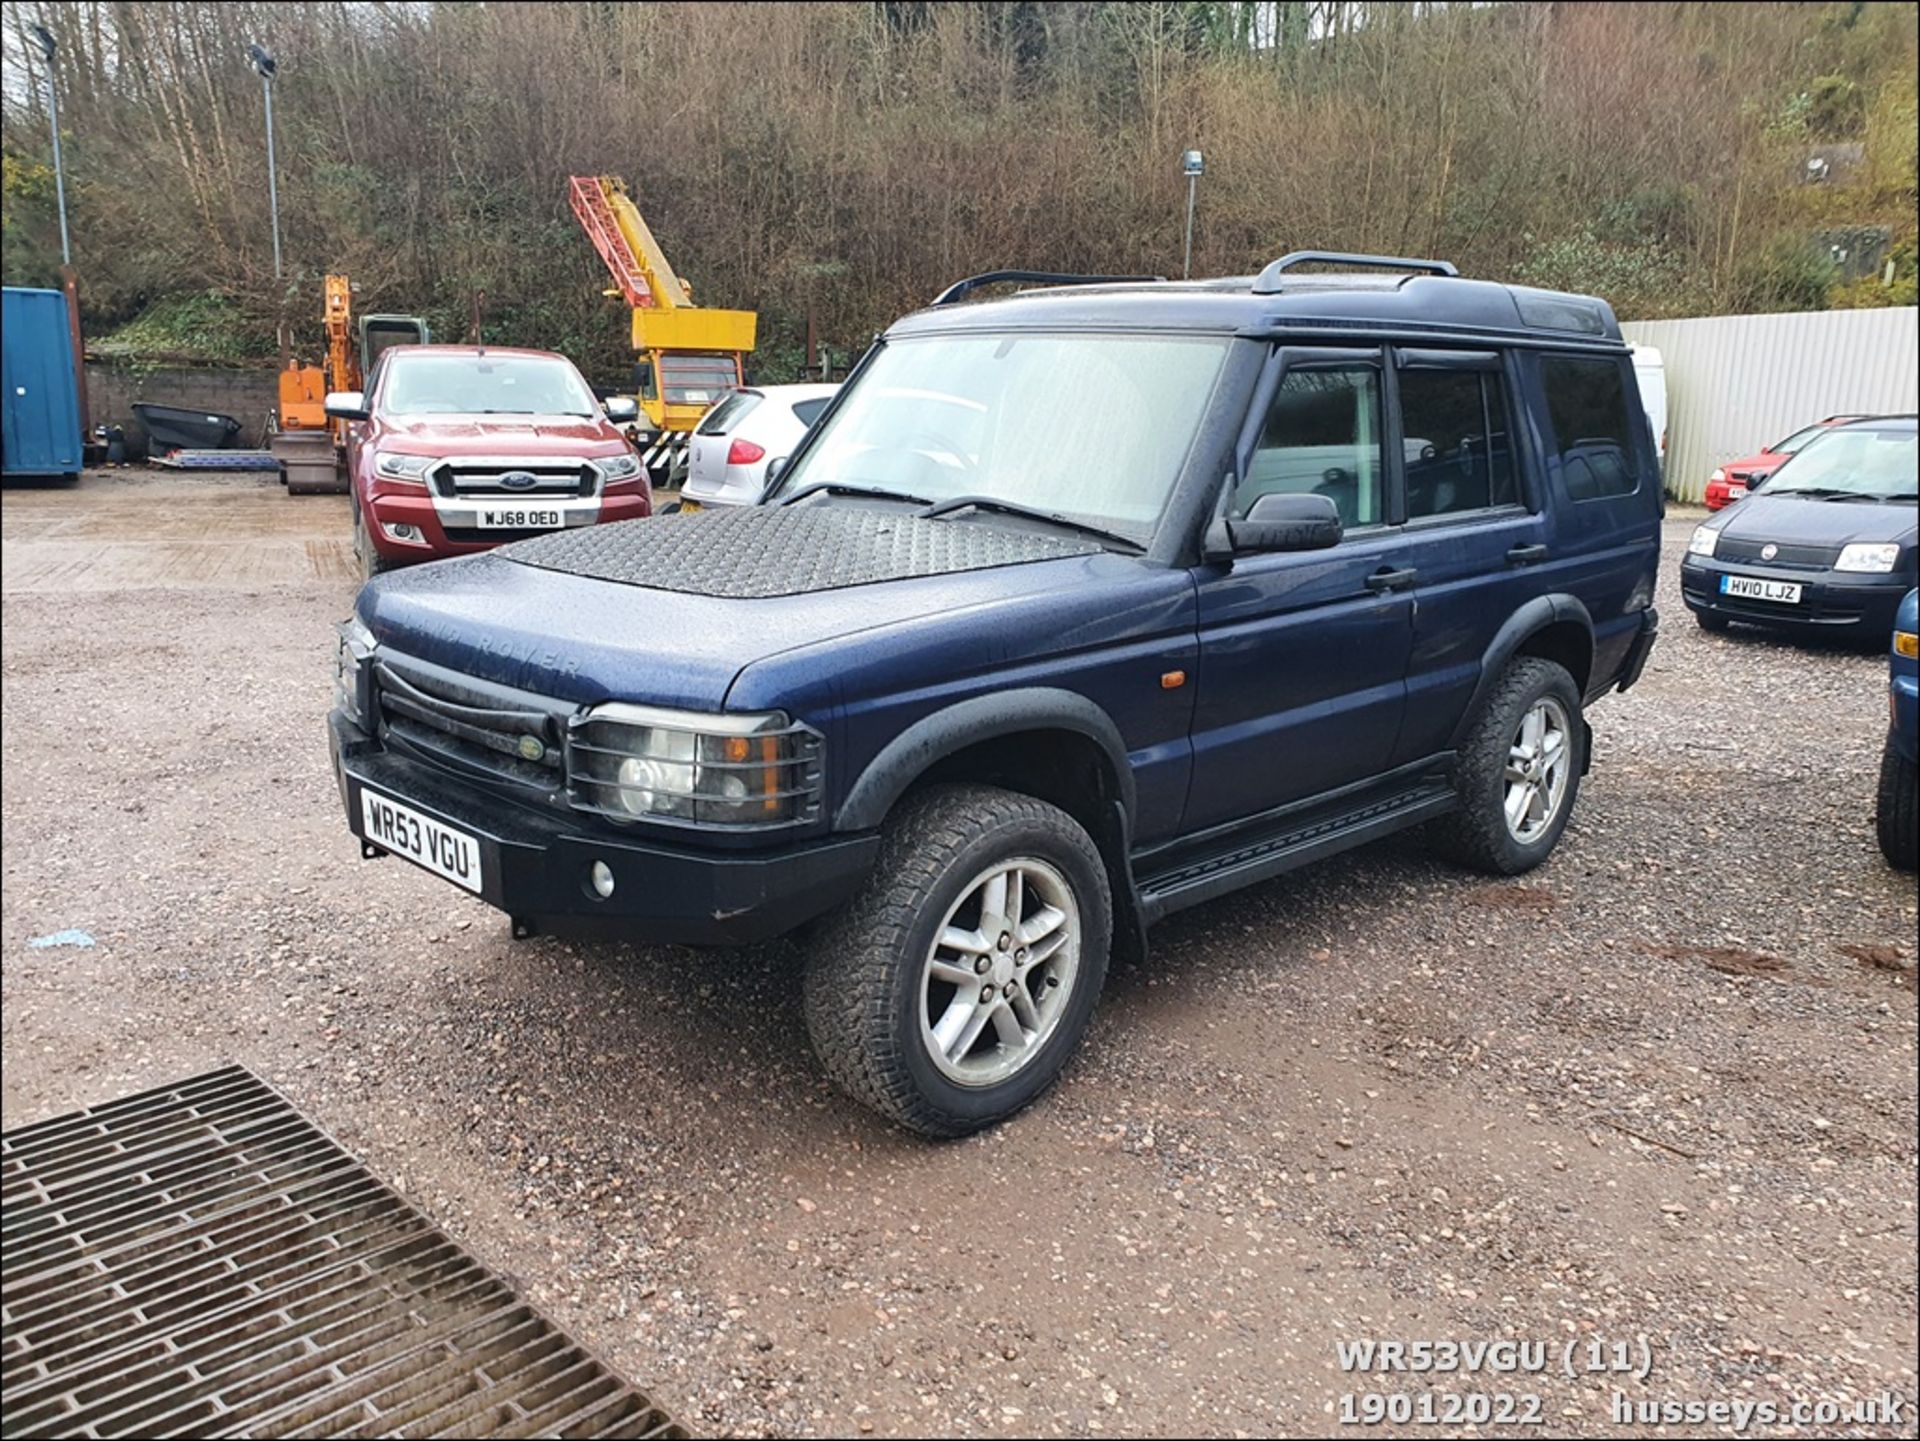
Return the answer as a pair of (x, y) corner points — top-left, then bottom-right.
(331, 253), (1662, 1136)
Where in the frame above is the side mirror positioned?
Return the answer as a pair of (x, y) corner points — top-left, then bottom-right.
(604, 396), (638, 423)
(324, 391), (370, 422)
(762, 457), (790, 493)
(1207, 491), (1343, 559)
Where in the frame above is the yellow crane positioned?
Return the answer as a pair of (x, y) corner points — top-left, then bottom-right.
(568, 175), (756, 480)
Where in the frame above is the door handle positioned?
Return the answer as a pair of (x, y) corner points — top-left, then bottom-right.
(1365, 566), (1418, 592)
(1507, 543), (1549, 566)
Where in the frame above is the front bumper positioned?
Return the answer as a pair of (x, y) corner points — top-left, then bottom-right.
(365, 489), (651, 563)
(1892, 673), (1919, 765)
(1680, 557), (1911, 634)
(331, 710), (878, 944)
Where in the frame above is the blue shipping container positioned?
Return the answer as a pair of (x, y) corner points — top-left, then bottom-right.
(2, 286), (84, 478)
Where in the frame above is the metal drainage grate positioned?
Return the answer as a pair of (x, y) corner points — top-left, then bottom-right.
(2, 1065), (686, 1440)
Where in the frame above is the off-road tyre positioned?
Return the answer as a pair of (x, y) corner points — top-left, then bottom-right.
(1429, 657), (1585, 876)
(803, 784), (1111, 1138)
(1876, 738), (1917, 871)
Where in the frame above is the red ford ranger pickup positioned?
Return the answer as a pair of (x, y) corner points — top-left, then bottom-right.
(325, 345), (651, 578)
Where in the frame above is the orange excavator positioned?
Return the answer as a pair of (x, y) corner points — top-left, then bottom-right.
(270, 274), (429, 494)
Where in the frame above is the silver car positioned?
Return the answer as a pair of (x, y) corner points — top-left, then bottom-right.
(679, 383), (840, 508)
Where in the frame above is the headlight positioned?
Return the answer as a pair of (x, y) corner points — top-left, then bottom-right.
(1687, 524), (1719, 558)
(595, 454), (642, 483)
(1710, 468), (1726, 482)
(374, 451), (433, 483)
(334, 618), (376, 722)
(1834, 543), (1900, 574)
(568, 703), (821, 827)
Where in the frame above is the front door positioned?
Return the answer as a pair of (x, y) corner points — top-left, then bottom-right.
(1186, 350), (1414, 833)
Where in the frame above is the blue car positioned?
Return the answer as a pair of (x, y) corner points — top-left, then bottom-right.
(331, 253), (1662, 1135)
(1879, 588), (1918, 870)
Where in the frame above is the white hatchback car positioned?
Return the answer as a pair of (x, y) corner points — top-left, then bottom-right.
(679, 383), (840, 508)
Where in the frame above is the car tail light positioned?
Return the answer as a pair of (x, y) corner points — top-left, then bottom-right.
(727, 438), (766, 466)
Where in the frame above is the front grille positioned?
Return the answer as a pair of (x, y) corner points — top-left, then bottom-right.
(373, 652), (571, 796)
(0, 1065), (685, 1439)
(430, 460), (596, 499)
(1715, 537), (1838, 567)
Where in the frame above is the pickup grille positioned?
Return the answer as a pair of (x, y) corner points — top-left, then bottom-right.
(429, 460), (597, 499)
(373, 652), (571, 796)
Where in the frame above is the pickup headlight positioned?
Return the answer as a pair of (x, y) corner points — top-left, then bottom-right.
(1687, 524), (1719, 558)
(374, 451), (433, 483)
(1834, 543), (1900, 574)
(334, 618), (376, 722)
(595, 454), (643, 483)
(568, 703), (821, 828)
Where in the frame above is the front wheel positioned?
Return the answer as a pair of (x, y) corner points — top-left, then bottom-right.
(803, 785), (1111, 1137)
(1877, 738), (1917, 871)
(353, 503), (397, 581)
(1429, 657), (1585, 875)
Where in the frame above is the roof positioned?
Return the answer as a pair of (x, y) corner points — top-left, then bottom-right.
(386, 344), (572, 362)
(890, 268), (1626, 349)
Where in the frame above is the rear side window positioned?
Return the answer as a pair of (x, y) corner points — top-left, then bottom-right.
(1540, 356), (1641, 501)
(791, 398), (832, 427)
(696, 391), (761, 436)
(1400, 368), (1520, 519)
(1236, 367), (1384, 528)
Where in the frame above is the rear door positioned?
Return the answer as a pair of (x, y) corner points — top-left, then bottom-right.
(1185, 347), (1415, 832)
(1386, 347), (1551, 763)
(1524, 351), (1662, 689)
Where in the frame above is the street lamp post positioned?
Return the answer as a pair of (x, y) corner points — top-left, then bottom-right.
(29, 22), (88, 436)
(1181, 148), (1204, 280)
(249, 43), (283, 281)
(28, 24), (71, 266)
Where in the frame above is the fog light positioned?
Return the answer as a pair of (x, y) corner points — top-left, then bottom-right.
(589, 860), (616, 898)
(381, 521), (426, 545)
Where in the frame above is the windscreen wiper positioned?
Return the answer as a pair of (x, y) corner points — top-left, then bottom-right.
(778, 481), (933, 508)
(918, 495), (1145, 553)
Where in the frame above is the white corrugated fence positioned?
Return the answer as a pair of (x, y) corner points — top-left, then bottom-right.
(1620, 306), (1917, 504)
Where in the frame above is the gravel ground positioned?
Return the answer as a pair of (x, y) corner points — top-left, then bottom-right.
(4, 471), (1915, 1437)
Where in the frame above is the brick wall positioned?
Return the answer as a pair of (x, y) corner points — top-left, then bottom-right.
(85, 362), (280, 454)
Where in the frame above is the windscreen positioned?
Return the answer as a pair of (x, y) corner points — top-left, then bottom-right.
(1763, 426), (1917, 499)
(382, 355), (597, 417)
(779, 333), (1229, 539)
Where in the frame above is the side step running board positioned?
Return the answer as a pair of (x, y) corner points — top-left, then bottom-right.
(1136, 779), (1455, 923)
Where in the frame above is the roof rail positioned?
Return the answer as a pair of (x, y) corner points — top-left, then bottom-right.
(1252, 250), (1458, 294)
(931, 270), (1165, 306)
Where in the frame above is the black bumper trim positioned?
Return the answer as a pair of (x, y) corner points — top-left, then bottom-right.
(331, 711), (878, 945)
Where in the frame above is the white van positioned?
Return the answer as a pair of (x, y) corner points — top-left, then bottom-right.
(1631, 345), (1668, 479)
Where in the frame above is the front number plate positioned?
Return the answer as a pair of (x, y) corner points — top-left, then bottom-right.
(1721, 574), (1802, 604)
(476, 506), (564, 530)
(359, 787), (483, 893)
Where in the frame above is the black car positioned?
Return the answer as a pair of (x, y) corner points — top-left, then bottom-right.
(333, 252), (1663, 1136)
(1682, 416), (1919, 637)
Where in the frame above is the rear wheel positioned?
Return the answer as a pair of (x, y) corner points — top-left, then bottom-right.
(803, 785), (1111, 1137)
(1429, 657), (1585, 875)
(1876, 738), (1917, 871)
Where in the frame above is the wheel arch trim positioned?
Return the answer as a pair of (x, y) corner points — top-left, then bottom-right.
(835, 688), (1137, 832)
(1449, 594), (1595, 747)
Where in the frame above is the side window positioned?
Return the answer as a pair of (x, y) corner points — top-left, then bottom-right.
(1236, 367), (1383, 528)
(1401, 366), (1521, 519)
(791, 398), (831, 427)
(1540, 356), (1641, 501)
